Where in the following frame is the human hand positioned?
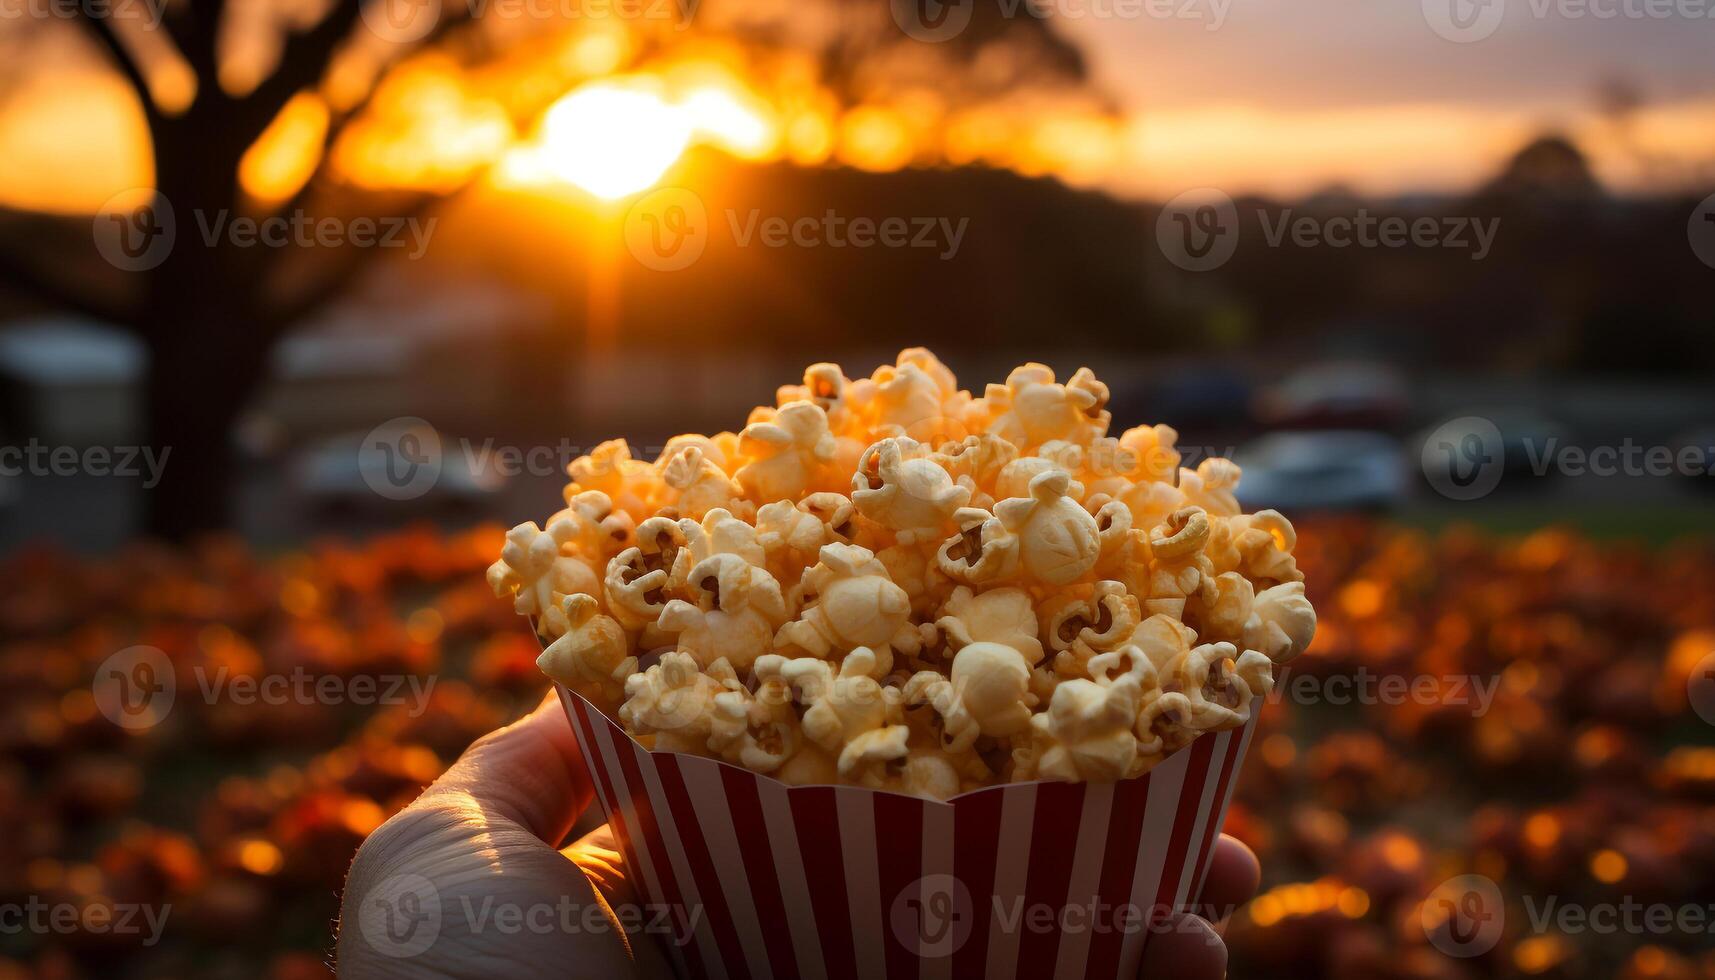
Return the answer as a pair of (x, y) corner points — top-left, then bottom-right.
(336, 693), (676, 979)
(336, 692), (1258, 979)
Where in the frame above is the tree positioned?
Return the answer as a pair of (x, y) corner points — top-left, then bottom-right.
(0, 1), (473, 538)
(0, 0), (1097, 540)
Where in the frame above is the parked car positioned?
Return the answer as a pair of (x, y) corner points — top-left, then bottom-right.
(1233, 430), (1407, 512)
(1255, 362), (1409, 431)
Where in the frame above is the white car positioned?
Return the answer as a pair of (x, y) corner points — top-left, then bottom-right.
(1233, 431), (1407, 512)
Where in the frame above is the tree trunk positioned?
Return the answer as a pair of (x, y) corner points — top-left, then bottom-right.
(138, 108), (277, 541)
(141, 313), (274, 540)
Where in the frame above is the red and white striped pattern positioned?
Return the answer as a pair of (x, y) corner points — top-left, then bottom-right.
(558, 686), (1257, 980)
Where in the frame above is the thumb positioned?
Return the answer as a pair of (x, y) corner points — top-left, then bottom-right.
(417, 689), (594, 846)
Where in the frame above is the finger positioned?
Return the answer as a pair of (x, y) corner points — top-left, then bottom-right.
(565, 826), (679, 980)
(1138, 912), (1226, 980)
(1194, 835), (1261, 926)
(417, 690), (594, 846)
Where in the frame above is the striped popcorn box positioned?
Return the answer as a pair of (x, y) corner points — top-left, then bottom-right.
(557, 684), (1259, 980)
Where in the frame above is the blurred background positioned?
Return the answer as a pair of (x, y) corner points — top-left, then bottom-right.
(0, 0), (1712, 976)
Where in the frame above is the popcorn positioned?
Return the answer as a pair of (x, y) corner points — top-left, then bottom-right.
(660, 443), (748, 522)
(936, 585), (1044, 665)
(487, 520), (601, 638)
(776, 740), (841, 786)
(679, 508), (768, 570)
(603, 548), (671, 632)
(837, 725), (912, 785)
(948, 641), (1036, 736)
(737, 401), (840, 502)
(756, 491), (859, 562)
(863, 349), (970, 443)
(708, 677), (800, 773)
(536, 594), (632, 706)
(567, 440), (661, 519)
(1142, 507), (1216, 619)
(793, 648), (902, 755)
(657, 554), (787, 672)
(978, 364), (1109, 449)
(503, 350), (1314, 798)
(935, 507), (1021, 586)
(875, 541), (952, 616)
(1042, 581), (1141, 679)
(929, 434), (1018, 497)
(619, 652), (724, 754)
(1209, 510), (1304, 586)
(851, 438), (971, 543)
(1169, 641), (1275, 732)
(1021, 678), (1141, 783)
(1089, 498), (1134, 578)
(1179, 458), (1243, 518)
(777, 362), (853, 427)
(774, 544), (914, 661)
(902, 670), (981, 752)
(1244, 581), (1318, 664)
(994, 469), (1101, 586)
(550, 490), (639, 563)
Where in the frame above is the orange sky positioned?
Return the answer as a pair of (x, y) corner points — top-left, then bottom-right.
(1, 11), (1712, 215)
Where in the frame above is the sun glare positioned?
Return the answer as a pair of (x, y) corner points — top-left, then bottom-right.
(536, 81), (692, 200)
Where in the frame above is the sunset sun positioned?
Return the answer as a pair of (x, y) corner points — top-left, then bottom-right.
(535, 81), (692, 201)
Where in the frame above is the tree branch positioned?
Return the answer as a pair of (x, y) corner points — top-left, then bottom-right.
(260, 189), (453, 335)
(78, 13), (157, 122)
(166, 0), (224, 84)
(240, 0), (368, 131)
(242, 0), (475, 137)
